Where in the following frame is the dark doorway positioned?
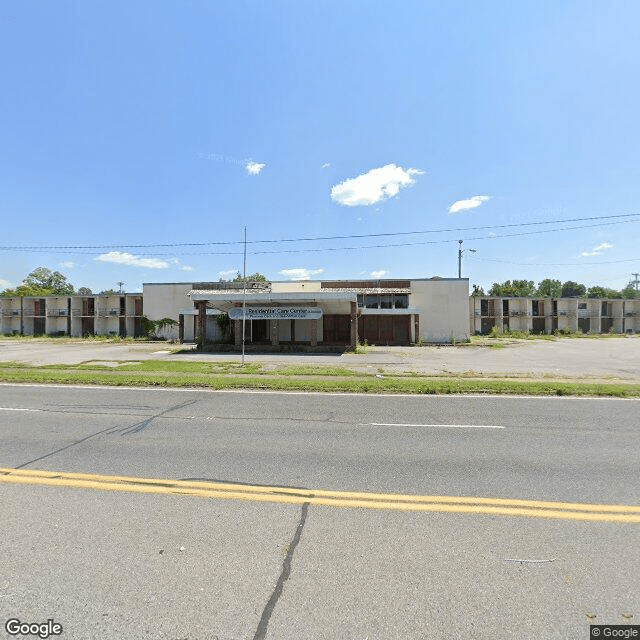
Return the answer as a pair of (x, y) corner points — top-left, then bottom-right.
(480, 318), (495, 335)
(34, 317), (46, 335)
(532, 318), (546, 333)
(248, 319), (268, 343)
(81, 318), (95, 335)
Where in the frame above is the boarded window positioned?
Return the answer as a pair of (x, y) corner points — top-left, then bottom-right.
(358, 315), (411, 345)
(323, 315), (350, 343)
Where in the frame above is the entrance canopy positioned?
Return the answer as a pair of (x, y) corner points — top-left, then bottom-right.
(187, 289), (356, 314)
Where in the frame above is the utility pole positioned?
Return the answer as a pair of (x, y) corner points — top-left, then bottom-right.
(241, 227), (247, 366)
(458, 240), (476, 278)
(117, 281), (125, 294)
(632, 273), (640, 291)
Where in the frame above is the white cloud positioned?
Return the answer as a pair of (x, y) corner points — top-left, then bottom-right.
(246, 160), (266, 176)
(278, 268), (325, 281)
(331, 164), (424, 207)
(95, 252), (171, 269)
(218, 269), (239, 280)
(321, 162), (331, 169)
(371, 270), (388, 278)
(180, 265), (194, 272)
(60, 261), (76, 269)
(580, 242), (614, 257)
(449, 195), (491, 214)
(0, 278), (13, 289)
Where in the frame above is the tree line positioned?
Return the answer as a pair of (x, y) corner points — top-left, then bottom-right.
(473, 278), (640, 299)
(0, 267), (117, 297)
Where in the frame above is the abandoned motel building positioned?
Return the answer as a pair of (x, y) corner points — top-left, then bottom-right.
(2, 277), (640, 346)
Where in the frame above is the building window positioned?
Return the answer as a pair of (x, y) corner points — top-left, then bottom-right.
(379, 294), (392, 309)
(578, 303), (587, 310)
(394, 294), (408, 309)
(365, 295), (379, 309)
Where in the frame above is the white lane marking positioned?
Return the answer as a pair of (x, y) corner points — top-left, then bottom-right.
(0, 407), (43, 412)
(368, 422), (505, 429)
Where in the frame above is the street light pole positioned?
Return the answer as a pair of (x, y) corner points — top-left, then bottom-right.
(458, 240), (476, 278)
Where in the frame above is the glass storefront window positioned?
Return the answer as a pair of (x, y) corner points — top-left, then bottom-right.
(380, 294), (392, 309)
(365, 295), (379, 309)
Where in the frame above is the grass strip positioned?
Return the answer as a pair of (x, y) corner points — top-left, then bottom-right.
(0, 366), (638, 397)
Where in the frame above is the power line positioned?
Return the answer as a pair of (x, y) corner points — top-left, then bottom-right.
(473, 256), (640, 266)
(4, 217), (636, 257)
(0, 212), (639, 251)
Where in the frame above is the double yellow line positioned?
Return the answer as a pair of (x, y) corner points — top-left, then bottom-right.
(1, 467), (639, 523)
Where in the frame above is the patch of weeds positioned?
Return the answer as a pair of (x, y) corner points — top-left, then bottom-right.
(353, 340), (370, 354)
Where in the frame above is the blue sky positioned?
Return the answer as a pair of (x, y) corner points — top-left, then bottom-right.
(1, 1), (640, 293)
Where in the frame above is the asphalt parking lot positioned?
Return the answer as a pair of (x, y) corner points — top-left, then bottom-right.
(1, 336), (639, 380)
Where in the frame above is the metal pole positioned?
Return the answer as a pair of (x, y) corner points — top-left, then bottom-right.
(458, 240), (463, 278)
(241, 227), (247, 366)
(633, 273), (640, 291)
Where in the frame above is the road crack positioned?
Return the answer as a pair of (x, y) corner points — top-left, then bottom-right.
(15, 399), (200, 468)
(253, 502), (310, 640)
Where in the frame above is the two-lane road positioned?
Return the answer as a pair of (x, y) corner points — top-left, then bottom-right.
(1, 384), (638, 639)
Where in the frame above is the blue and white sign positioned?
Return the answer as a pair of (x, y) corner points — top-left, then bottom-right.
(228, 307), (323, 320)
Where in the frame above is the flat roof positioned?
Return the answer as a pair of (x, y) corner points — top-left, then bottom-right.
(188, 290), (357, 302)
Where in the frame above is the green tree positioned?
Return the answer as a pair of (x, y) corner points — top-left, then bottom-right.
(24, 267), (75, 294)
(488, 280), (535, 297)
(586, 286), (608, 299)
(232, 271), (268, 282)
(561, 281), (586, 298)
(622, 284), (640, 299)
(471, 284), (485, 297)
(1, 267), (75, 297)
(536, 279), (562, 297)
(77, 287), (92, 295)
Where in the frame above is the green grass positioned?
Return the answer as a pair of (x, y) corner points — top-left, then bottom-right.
(0, 334), (166, 343)
(0, 362), (638, 397)
(471, 328), (631, 343)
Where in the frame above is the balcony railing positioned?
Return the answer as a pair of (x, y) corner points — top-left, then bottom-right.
(47, 309), (69, 317)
